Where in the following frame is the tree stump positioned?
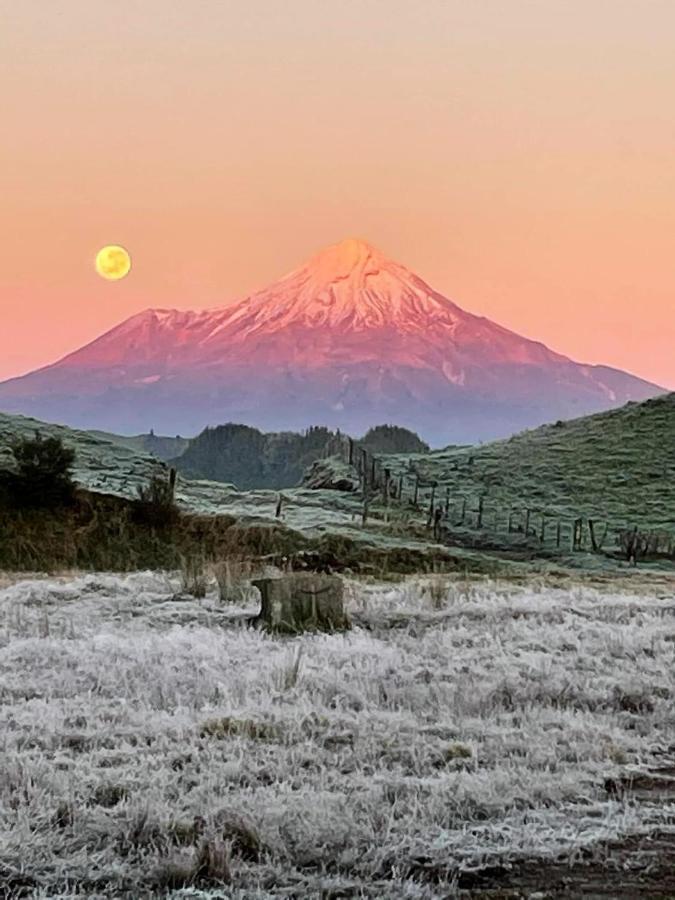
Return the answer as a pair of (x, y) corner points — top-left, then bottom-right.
(251, 573), (350, 633)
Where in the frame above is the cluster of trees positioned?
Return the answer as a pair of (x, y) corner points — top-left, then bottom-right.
(171, 422), (429, 490)
(171, 423), (335, 490)
(360, 424), (429, 455)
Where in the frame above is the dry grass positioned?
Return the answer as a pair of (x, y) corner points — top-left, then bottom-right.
(180, 553), (209, 598)
(212, 557), (257, 603)
(1, 570), (674, 897)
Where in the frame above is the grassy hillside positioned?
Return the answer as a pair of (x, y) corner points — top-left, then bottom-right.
(384, 394), (675, 535)
(0, 412), (165, 497)
(0, 411), (474, 574)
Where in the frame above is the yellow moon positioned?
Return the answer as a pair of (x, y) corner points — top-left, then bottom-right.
(95, 245), (131, 281)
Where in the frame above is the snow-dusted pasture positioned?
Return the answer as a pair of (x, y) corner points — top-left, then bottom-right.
(1, 572), (674, 897)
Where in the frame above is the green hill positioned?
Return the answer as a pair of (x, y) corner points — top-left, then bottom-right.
(383, 394), (675, 535)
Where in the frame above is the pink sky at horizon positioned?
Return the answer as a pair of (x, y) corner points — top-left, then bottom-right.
(1, 0), (674, 388)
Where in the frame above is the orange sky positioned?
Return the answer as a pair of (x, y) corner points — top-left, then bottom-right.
(1, 0), (674, 387)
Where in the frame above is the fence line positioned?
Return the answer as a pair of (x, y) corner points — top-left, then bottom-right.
(323, 433), (674, 559)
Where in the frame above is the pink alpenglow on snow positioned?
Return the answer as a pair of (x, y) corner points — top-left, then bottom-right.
(0, 239), (662, 443)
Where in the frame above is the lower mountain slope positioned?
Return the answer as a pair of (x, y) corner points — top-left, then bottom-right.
(0, 239), (662, 443)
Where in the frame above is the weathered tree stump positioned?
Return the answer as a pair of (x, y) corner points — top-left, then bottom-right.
(251, 573), (350, 633)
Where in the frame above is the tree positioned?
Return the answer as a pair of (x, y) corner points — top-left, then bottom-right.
(3, 432), (76, 509)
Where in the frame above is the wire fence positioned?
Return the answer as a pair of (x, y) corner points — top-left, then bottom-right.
(323, 433), (675, 560)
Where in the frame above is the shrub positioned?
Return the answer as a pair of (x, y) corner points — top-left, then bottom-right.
(1, 432), (76, 509)
(133, 474), (179, 528)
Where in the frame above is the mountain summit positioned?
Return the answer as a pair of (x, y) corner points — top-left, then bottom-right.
(0, 239), (662, 442)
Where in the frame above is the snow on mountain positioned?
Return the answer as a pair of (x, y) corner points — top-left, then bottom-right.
(0, 238), (663, 443)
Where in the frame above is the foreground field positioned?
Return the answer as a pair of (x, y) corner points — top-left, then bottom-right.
(1, 572), (675, 897)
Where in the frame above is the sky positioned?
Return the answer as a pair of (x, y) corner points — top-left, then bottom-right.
(1, 0), (674, 387)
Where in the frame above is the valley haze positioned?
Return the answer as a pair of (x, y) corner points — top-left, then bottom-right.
(0, 239), (662, 445)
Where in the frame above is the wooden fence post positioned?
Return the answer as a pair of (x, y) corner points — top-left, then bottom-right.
(348, 437), (354, 466)
(426, 483), (437, 528)
(397, 473), (403, 502)
(477, 495), (484, 529)
(383, 468), (391, 506)
(572, 518), (583, 551)
(413, 474), (420, 507)
(444, 486), (450, 518)
(361, 448), (368, 495)
(168, 467), (177, 498)
(433, 507), (443, 541)
(556, 520), (562, 548)
(588, 519), (598, 552)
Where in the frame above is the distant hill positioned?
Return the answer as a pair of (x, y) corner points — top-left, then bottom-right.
(0, 411), (164, 499)
(382, 394), (675, 534)
(89, 430), (190, 462)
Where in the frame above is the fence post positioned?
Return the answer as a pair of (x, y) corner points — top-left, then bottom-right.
(397, 473), (403, 502)
(572, 518), (583, 551)
(444, 486), (450, 518)
(168, 467), (177, 499)
(588, 519), (598, 552)
(524, 508), (531, 537)
(426, 483), (437, 528)
(413, 474), (420, 507)
(383, 468), (391, 507)
(348, 437), (354, 466)
(477, 495), (484, 529)
(433, 507), (443, 541)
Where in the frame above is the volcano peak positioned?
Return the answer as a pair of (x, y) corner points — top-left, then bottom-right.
(300, 236), (387, 284)
(0, 239), (661, 443)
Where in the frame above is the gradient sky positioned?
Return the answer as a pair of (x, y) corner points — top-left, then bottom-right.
(1, 0), (674, 386)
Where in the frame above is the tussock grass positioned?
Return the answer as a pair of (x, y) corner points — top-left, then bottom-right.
(213, 557), (257, 603)
(180, 553), (208, 598)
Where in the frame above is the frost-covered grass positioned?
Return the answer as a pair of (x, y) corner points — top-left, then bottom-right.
(1, 572), (674, 898)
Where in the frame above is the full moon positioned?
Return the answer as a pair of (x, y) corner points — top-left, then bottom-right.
(95, 245), (131, 281)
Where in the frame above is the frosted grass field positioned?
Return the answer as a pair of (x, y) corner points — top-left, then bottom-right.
(1, 572), (675, 897)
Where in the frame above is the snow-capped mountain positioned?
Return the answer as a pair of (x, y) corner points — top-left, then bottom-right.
(0, 238), (662, 443)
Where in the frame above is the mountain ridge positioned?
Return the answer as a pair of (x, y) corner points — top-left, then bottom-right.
(0, 238), (662, 443)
